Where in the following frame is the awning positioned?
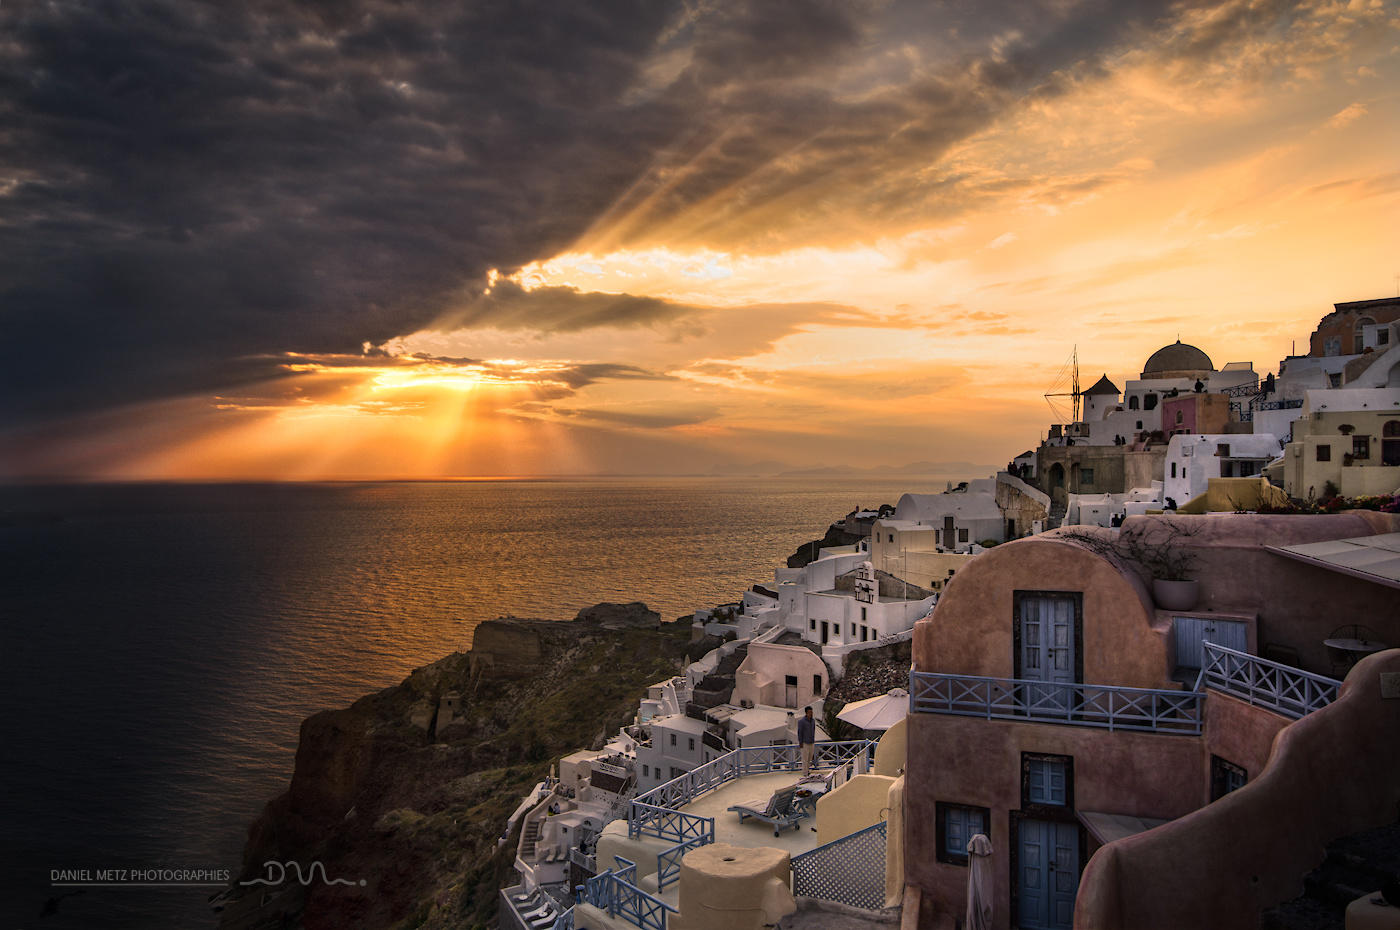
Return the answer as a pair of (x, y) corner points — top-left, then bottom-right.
(1267, 532), (1400, 591)
(1078, 810), (1171, 846)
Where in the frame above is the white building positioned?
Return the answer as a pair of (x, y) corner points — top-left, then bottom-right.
(1068, 344), (1259, 447)
(1163, 433), (1285, 509)
(634, 713), (713, 792)
(801, 561), (935, 664)
(891, 473), (1048, 551)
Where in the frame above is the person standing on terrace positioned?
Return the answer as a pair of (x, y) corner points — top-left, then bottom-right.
(798, 706), (816, 773)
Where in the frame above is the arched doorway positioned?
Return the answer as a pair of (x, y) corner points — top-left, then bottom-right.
(1384, 420), (1400, 466)
(1048, 463), (1065, 492)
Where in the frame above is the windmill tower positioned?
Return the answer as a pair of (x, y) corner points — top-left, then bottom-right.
(1044, 346), (1082, 426)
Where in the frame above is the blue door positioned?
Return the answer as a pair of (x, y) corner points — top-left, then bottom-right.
(1174, 616), (1249, 669)
(1019, 819), (1079, 929)
(1020, 596), (1076, 710)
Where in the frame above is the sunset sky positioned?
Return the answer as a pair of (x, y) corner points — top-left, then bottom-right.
(3, 0), (1398, 479)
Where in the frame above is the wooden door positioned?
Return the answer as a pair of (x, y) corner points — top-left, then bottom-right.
(1019, 819), (1079, 929)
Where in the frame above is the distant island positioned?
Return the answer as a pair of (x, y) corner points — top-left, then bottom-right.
(707, 459), (998, 478)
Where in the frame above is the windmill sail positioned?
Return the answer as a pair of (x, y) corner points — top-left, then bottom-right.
(1043, 346), (1081, 425)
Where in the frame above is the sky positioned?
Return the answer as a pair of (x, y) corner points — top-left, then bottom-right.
(2, 0), (1398, 480)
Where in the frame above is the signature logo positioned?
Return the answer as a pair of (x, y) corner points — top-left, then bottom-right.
(239, 860), (366, 888)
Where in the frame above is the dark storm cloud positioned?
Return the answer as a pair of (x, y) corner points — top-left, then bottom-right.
(431, 280), (686, 332)
(0, 0), (1271, 426)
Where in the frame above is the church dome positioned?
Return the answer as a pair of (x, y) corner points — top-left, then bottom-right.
(1141, 340), (1213, 377)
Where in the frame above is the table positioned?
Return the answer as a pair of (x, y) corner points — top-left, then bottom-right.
(1325, 638), (1388, 668)
(793, 775), (832, 816)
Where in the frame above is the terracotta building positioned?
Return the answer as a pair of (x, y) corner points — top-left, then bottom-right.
(1308, 296), (1400, 358)
(903, 512), (1400, 930)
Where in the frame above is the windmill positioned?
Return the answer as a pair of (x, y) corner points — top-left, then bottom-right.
(1044, 346), (1081, 426)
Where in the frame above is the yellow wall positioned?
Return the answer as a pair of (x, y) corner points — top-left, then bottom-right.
(1284, 408), (1400, 498)
(816, 774), (898, 845)
(873, 716), (907, 776)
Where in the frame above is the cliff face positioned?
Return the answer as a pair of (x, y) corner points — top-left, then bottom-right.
(220, 606), (695, 930)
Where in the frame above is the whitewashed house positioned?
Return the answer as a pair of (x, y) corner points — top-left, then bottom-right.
(1163, 433), (1285, 508)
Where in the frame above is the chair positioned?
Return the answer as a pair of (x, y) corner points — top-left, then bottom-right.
(1260, 643), (1300, 669)
(728, 785), (805, 836)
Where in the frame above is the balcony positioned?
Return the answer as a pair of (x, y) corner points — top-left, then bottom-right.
(909, 671), (1202, 734)
(1196, 641), (1340, 719)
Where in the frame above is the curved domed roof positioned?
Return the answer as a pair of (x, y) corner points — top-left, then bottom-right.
(1142, 340), (1213, 376)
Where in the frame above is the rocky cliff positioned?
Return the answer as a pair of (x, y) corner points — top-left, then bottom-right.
(218, 604), (695, 930)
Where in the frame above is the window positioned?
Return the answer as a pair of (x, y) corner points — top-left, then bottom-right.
(1353, 436), (1369, 459)
(810, 618), (817, 632)
(1211, 755), (1246, 800)
(888, 533), (894, 542)
(849, 623), (855, 637)
(1170, 462), (1177, 478)
(1080, 468), (1094, 486)
(687, 737), (695, 752)
(1316, 444), (1331, 462)
(958, 528), (969, 542)
(1136, 420), (1143, 430)
(1329, 372), (1342, 387)
(861, 625), (868, 642)
(643, 764), (649, 777)
(1144, 393), (1158, 411)
(1022, 753), (1073, 809)
(936, 802), (990, 865)
(814, 674), (823, 695)
(1128, 395), (1139, 410)
(1380, 329), (1391, 346)
(1176, 410), (1185, 425)
(1217, 443), (1230, 457)
(1324, 336), (1341, 356)
(860, 606), (867, 622)
(669, 733), (677, 746)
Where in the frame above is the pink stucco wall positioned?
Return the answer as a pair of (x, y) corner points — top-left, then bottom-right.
(912, 535), (1172, 690)
(1200, 690), (1288, 800)
(1161, 395), (1196, 435)
(905, 713), (1203, 930)
(1144, 512), (1400, 675)
(1075, 649), (1400, 930)
(903, 513), (1400, 930)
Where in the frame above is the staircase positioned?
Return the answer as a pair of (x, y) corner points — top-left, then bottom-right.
(1261, 822), (1400, 930)
(521, 818), (542, 860)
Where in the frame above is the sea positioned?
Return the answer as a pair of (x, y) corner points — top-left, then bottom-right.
(0, 476), (968, 929)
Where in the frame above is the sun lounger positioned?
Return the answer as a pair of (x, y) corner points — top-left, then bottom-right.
(727, 784), (806, 836)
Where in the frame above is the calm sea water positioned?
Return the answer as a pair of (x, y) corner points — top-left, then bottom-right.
(0, 477), (964, 929)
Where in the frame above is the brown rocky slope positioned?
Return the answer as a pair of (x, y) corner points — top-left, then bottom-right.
(218, 603), (697, 930)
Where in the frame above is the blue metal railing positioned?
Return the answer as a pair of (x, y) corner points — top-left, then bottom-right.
(791, 820), (888, 910)
(581, 857), (677, 930)
(909, 671), (1201, 734)
(629, 739), (876, 841)
(1196, 641), (1340, 719)
(628, 739), (876, 893)
(656, 833), (710, 891)
(550, 908), (574, 930)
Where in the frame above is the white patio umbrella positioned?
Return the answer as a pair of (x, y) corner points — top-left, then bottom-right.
(835, 688), (910, 731)
(966, 833), (994, 930)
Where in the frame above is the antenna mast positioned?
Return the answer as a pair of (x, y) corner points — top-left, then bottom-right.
(1044, 345), (1082, 425)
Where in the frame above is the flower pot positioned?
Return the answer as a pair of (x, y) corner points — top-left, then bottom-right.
(1152, 578), (1200, 611)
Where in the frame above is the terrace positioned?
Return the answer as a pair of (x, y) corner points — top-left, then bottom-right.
(576, 740), (880, 929)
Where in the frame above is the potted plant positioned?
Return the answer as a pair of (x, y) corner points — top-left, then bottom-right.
(1061, 521), (1203, 609)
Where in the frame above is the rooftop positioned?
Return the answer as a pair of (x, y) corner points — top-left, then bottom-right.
(1142, 339), (1214, 376)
